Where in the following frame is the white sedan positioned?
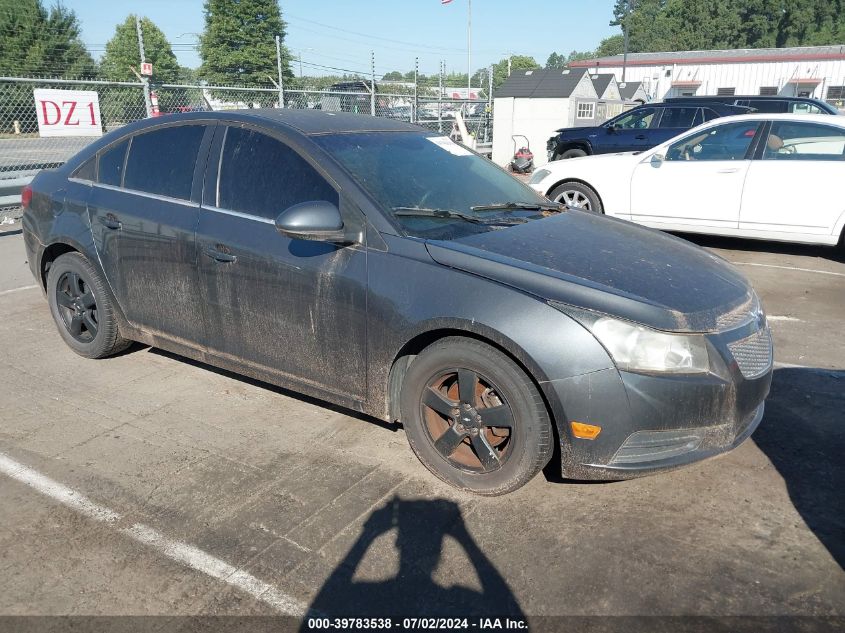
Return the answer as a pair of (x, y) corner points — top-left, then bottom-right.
(527, 113), (845, 247)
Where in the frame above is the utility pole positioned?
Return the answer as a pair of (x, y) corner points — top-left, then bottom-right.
(275, 35), (285, 108)
(467, 0), (472, 97)
(622, 0), (631, 85)
(135, 16), (152, 118)
(370, 51), (376, 116)
(508, 56), (512, 77)
(413, 57), (419, 123)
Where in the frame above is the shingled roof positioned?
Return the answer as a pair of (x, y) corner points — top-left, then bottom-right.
(495, 67), (591, 98)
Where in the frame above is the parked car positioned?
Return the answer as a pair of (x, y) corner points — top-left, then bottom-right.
(22, 110), (772, 495)
(664, 95), (839, 115)
(530, 113), (845, 247)
(546, 102), (751, 160)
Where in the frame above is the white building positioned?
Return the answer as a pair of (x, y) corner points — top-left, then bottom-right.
(492, 68), (641, 166)
(570, 45), (845, 107)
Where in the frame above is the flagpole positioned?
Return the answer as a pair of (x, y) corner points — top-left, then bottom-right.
(467, 0), (472, 97)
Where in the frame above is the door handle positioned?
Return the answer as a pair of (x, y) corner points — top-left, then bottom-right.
(203, 245), (237, 263)
(635, 134), (647, 140)
(717, 168), (740, 174)
(99, 213), (121, 230)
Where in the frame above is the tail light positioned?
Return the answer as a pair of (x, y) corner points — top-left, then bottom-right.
(21, 185), (32, 209)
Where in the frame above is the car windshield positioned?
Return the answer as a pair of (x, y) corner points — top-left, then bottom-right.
(314, 132), (556, 239)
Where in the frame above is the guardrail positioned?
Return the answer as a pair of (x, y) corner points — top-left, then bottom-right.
(0, 175), (31, 208)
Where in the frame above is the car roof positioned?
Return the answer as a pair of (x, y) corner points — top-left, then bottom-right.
(632, 101), (743, 110)
(703, 113), (845, 126)
(668, 94), (819, 100)
(137, 108), (425, 136)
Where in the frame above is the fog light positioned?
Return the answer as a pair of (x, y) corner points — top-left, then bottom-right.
(571, 421), (601, 440)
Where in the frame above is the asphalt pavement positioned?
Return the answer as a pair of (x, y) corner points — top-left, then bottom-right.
(0, 221), (842, 629)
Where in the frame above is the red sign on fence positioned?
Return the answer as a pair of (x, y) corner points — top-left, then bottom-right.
(33, 89), (103, 138)
(141, 62), (153, 76)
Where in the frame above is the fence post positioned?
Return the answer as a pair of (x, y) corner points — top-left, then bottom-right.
(135, 16), (152, 118)
(370, 51), (376, 117)
(275, 35), (285, 108)
(413, 57), (418, 124)
(438, 61), (443, 134)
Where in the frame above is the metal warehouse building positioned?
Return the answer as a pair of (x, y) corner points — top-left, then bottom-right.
(569, 45), (845, 107)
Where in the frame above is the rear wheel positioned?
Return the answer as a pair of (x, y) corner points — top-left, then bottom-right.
(47, 252), (131, 358)
(400, 337), (553, 495)
(549, 181), (603, 214)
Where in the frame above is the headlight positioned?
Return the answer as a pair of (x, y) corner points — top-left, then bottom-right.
(591, 317), (710, 374)
(528, 168), (551, 185)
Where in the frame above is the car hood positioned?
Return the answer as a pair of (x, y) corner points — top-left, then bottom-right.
(424, 211), (754, 333)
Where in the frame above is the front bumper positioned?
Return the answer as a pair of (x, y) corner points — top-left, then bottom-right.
(548, 322), (773, 480)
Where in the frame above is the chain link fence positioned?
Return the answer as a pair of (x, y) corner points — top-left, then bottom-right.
(0, 76), (491, 221)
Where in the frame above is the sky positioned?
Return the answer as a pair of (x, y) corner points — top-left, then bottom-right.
(69, 0), (620, 78)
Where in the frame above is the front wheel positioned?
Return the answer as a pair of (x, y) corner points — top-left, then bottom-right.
(559, 148), (587, 159)
(548, 181), (603, 214)
(400, 337), (553, 495)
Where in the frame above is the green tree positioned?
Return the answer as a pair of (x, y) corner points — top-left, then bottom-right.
(546, 52), (567, 68)
(199, 0), (292, 86)
(609, 0), (845, 52)
(595, 34), (625, 57)
(382, 71), (404, 81)
(0, 0), (96, 77)
(100, 16), (180, 83)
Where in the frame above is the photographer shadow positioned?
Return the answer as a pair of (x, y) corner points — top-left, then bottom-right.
(304, 497), (524, 620)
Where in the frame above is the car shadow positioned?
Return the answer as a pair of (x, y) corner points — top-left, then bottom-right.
(302, 496), (525, 622)
(753, 367), (845, 570)
(670, 232), (845, 263)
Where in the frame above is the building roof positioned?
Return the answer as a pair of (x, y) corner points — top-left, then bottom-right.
(570, 45), (845, 68)
(590, 73), (614, 97)
(618, 81), (644, 100)
(494, 67), (590, 98)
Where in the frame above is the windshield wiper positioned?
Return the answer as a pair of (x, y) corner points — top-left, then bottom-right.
(470, 201), (565, 212)
(392, 207), (528, 225)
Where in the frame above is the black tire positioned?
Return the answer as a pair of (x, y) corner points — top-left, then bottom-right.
(47, 252), (131, 359)
(548, 181), (604, 214)
(400, 337), (553, 496)
(559, 148), (587, 159)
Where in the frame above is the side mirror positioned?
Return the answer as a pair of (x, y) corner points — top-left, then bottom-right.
(650, 153), (664, 168)
(607, 124), (617, 134)
(275, 200), (350, 243)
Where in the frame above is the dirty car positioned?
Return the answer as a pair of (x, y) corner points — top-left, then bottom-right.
(21, 109), (773, 495)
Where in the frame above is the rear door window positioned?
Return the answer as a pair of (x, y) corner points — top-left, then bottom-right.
(763, 121), (845, 161)
(747, 100), (788, 113)
(657, 107), (699, 128)
(123, 125), (206, 200)
(98, 139), (129, 186)
(217, 126), (338, 219)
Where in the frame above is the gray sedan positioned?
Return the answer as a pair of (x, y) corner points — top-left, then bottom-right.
(21, 109), (772, 495)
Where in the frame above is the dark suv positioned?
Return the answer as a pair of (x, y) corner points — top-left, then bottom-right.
(664, 95), (839, 115)
(547, 102), (750, 160)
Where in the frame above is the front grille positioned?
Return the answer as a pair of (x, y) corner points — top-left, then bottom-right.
(727, 328), (773, 379)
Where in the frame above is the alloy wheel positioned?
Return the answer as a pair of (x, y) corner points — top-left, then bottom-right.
(55, 271), (98, 343)
(420, 369), (514, 473)
(554, 189), (592, 211)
